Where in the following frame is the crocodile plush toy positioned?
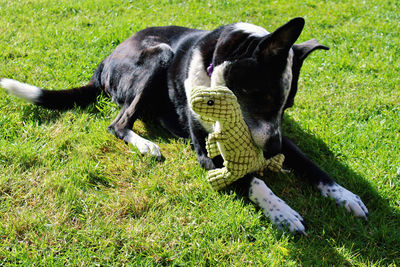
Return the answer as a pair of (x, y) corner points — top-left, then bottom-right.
(190, 85), (285, 190)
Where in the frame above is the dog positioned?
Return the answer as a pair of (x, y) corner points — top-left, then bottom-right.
(0, 17), (368, 233)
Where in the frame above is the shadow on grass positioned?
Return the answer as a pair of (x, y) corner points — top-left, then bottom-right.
(20, 104), (63, 125)
(261, 116), (399, 265)
(19, 100), (106, 125)
(141, 120), (178, 144)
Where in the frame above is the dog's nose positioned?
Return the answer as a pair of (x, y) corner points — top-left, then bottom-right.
(263, 135), (282, 158)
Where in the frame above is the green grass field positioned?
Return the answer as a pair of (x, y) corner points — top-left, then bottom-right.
(0, 0), (399, 265)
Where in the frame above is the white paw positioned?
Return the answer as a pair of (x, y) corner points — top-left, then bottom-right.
(249, 178), (306, 234)
(136, 139), (161, 159)
(124, 130), (162, 159)
(262, 196), (305, 233)
(318, 182), (368, 218)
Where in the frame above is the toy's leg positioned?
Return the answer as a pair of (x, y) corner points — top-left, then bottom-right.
(249, 177), (306, 234)
(265, 154), (285, 172)
(206, 138), (220, 159)
(207, 168), (236, 191)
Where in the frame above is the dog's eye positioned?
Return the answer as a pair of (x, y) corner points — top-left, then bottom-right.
(207, 100), (214, 106)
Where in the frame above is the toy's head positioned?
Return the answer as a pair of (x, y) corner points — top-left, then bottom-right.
(190, 86), (240, 122)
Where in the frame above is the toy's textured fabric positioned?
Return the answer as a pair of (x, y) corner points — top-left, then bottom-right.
(190, 86), (285, 190)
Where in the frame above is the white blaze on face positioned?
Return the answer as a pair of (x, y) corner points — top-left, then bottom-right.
(233, 23), (269, 37)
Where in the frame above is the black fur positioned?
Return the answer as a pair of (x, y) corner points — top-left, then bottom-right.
(36, 83), (100, 110)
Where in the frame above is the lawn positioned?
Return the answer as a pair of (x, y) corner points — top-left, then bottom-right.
(0, 0), (399, 265)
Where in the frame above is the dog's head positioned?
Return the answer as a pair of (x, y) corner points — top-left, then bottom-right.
(211, 17), (329, 157)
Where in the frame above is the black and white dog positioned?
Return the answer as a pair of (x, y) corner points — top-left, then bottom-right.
(0, 17), (368, 233)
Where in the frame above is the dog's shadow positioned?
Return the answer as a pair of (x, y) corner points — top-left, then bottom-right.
(19, 104), (63, 125)
(249, 115), (399, 264)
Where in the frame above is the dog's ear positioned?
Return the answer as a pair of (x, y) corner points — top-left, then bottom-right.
(293, 39), (329, 61)
(285, 39), (329, 110)
(256, 17), (305, 58)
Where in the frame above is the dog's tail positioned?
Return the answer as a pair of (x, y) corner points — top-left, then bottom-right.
(0, 79), (102, 110)
(0, 64), (104, 110)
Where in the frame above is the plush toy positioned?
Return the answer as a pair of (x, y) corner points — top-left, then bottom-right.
(190, 85), (285, 190)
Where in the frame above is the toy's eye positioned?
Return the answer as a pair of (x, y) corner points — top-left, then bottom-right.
(207, 100), (214, 106)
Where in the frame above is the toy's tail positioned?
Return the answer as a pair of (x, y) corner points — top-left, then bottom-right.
(0, 78), (102, 110)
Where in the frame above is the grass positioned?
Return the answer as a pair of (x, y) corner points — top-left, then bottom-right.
(0, 0), (399, 265)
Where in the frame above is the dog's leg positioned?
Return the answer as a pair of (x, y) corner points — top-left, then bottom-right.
(191, 131), (216, 170)
(108, 92), (161, 159)
(282, 136), (368, 218)
(104, 41), (175, 159)
(187, 116), (220, 170)
(248, 177), (306, 233)
(317, 181), (368, 218)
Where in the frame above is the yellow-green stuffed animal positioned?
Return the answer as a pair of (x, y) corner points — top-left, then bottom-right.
(190, 86), (285, 190)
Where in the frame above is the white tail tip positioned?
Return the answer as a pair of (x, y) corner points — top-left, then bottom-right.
(0, 78), (42, 102)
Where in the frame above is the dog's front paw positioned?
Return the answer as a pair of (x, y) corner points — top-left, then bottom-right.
(249, 178), (306, 234)
(263, 197), (306, 234)
(318, 182), (368, 218)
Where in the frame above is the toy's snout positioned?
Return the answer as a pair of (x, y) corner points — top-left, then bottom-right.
(190, 93), (219, 121)
(190, 86), (238, 117)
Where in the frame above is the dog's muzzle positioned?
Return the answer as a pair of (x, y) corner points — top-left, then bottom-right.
(263, 134), (282, 158)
